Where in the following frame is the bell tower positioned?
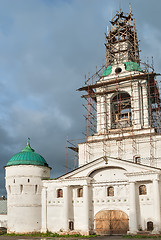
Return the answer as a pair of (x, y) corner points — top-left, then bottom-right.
(95, 8), (160, 133)
(78, 7), (161, 167)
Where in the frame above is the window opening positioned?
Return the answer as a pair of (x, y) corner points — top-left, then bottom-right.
(57, 189), (63, 198)
(115, 67), (122, 74)
(111, 92), (131, 129)
(77, 187), (83, 197)
(147, 221), (153, 231)
(28, 179), (30, 183)
(20, 185), (23, 194)
(13, 179), (15, 183)
(69, 221), (74, 230)
(134, 155), (141, 164)
(107, 186), (114, 196)
(35, 185), (38, 194)
(139, 185), (147, 195)
(8, 185), (11, 193)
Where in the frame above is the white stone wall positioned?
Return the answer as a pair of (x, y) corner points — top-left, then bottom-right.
(6, 165), (50, 233)
(42, 161), (161, 235)
(43, 175), (157, 234)
(78, 134), (161, 168)
(0, 215), (7, 228)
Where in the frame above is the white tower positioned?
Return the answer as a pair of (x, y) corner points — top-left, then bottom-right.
(5, 138), (50, 233)
(78, 9), (161, 168)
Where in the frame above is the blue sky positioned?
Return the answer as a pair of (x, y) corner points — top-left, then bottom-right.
(0, 0), (161, 195)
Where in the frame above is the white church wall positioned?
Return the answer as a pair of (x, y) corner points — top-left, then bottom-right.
(135, 182), (154, 231)
(78, 134), (161, 168)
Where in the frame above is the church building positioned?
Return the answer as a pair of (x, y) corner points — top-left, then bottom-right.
(4, 8), (161, 235)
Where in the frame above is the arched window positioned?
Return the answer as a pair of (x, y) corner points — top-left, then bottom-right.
(133, 155), (141, 164)
(69, 221), (74, 230)
(147, 221), (153, 231)
(77, 187), (83, 197)
(139, 185), (147, 195)
(111, 92), (131, 129)
(107, 186), (114, 197)
(57, 189), (63, 198)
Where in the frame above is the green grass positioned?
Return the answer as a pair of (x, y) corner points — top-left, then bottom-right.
(3, 231), (97, 238)
(124, 235), (161, 238)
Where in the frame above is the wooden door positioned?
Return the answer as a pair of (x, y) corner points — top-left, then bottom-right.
(95, 210), (129, 235)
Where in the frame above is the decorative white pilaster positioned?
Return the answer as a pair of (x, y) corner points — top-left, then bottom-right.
(101, 95), (107, 133)
(64, 186), (69, 230)
(153, 179), (161, 233)
(97, 95), (107, 134)
(132, 82), (141, 129)
(129, 181), (138, 234)
(106, 96), (111, 129)
(83, 185), (89, 233)
(97, 96), (101, 133)
(142, 82), (149, 127)
(41, 187), (47, 233)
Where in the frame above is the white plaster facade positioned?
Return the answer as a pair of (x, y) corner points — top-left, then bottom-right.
(4, 8), (161, 236)
(5, 165), (50, 233)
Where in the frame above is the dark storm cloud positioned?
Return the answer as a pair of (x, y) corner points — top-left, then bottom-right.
(0, 0), (161, 195)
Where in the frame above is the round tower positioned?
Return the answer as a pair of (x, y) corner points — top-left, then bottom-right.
(5, 138), (51, 233)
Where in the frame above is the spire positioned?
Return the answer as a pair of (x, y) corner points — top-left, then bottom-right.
(22, 138), (34, 152)
(105, 6), (140, 66)
(27, 137), (30, 146)
(129, 3), (132, 14)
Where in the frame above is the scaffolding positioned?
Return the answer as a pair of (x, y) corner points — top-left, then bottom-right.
(66, 8), (161, 171)
(105, 8), (140, 66)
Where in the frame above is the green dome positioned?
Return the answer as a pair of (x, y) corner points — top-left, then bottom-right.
(6, 139), (48, 167)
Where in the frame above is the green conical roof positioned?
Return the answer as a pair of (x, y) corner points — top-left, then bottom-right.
(6, 138), (48, 167)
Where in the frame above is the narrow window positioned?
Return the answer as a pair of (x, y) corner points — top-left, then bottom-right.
(77, 187), (83, 197)
(134, 155), (141, 164)
(13, 179), (15, 183)
(8, 185), (11, 194)
(69, 221), (74, 230)
(107, 186), (114, 196)
(57, 189), (63, 198)
(139, 185), (147, 195)
(35, 185), (38, 194)
(20, 185), (23, 194)
(147, 221), (153, 231)
(28, 179), (30, 183)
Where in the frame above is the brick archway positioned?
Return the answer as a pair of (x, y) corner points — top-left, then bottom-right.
(95, 210), (129, 235)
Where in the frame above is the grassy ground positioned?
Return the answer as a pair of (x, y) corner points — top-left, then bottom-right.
(1, 231), (97, 238)
(124, 235), (161, 238)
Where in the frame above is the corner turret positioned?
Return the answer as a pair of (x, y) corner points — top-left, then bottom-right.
(5, 139), (50, 233)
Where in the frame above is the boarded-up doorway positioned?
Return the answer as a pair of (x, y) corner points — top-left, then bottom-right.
(95, 210), (129, 235)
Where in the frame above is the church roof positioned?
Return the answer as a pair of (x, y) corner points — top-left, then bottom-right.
(6, 139), (49, 167)
(124, 61), (143, 72)
(102, 61), (143, 77)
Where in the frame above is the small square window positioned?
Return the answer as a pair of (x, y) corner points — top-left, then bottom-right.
(107, 186), (114, 196)
(57, 189), (63, 198)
